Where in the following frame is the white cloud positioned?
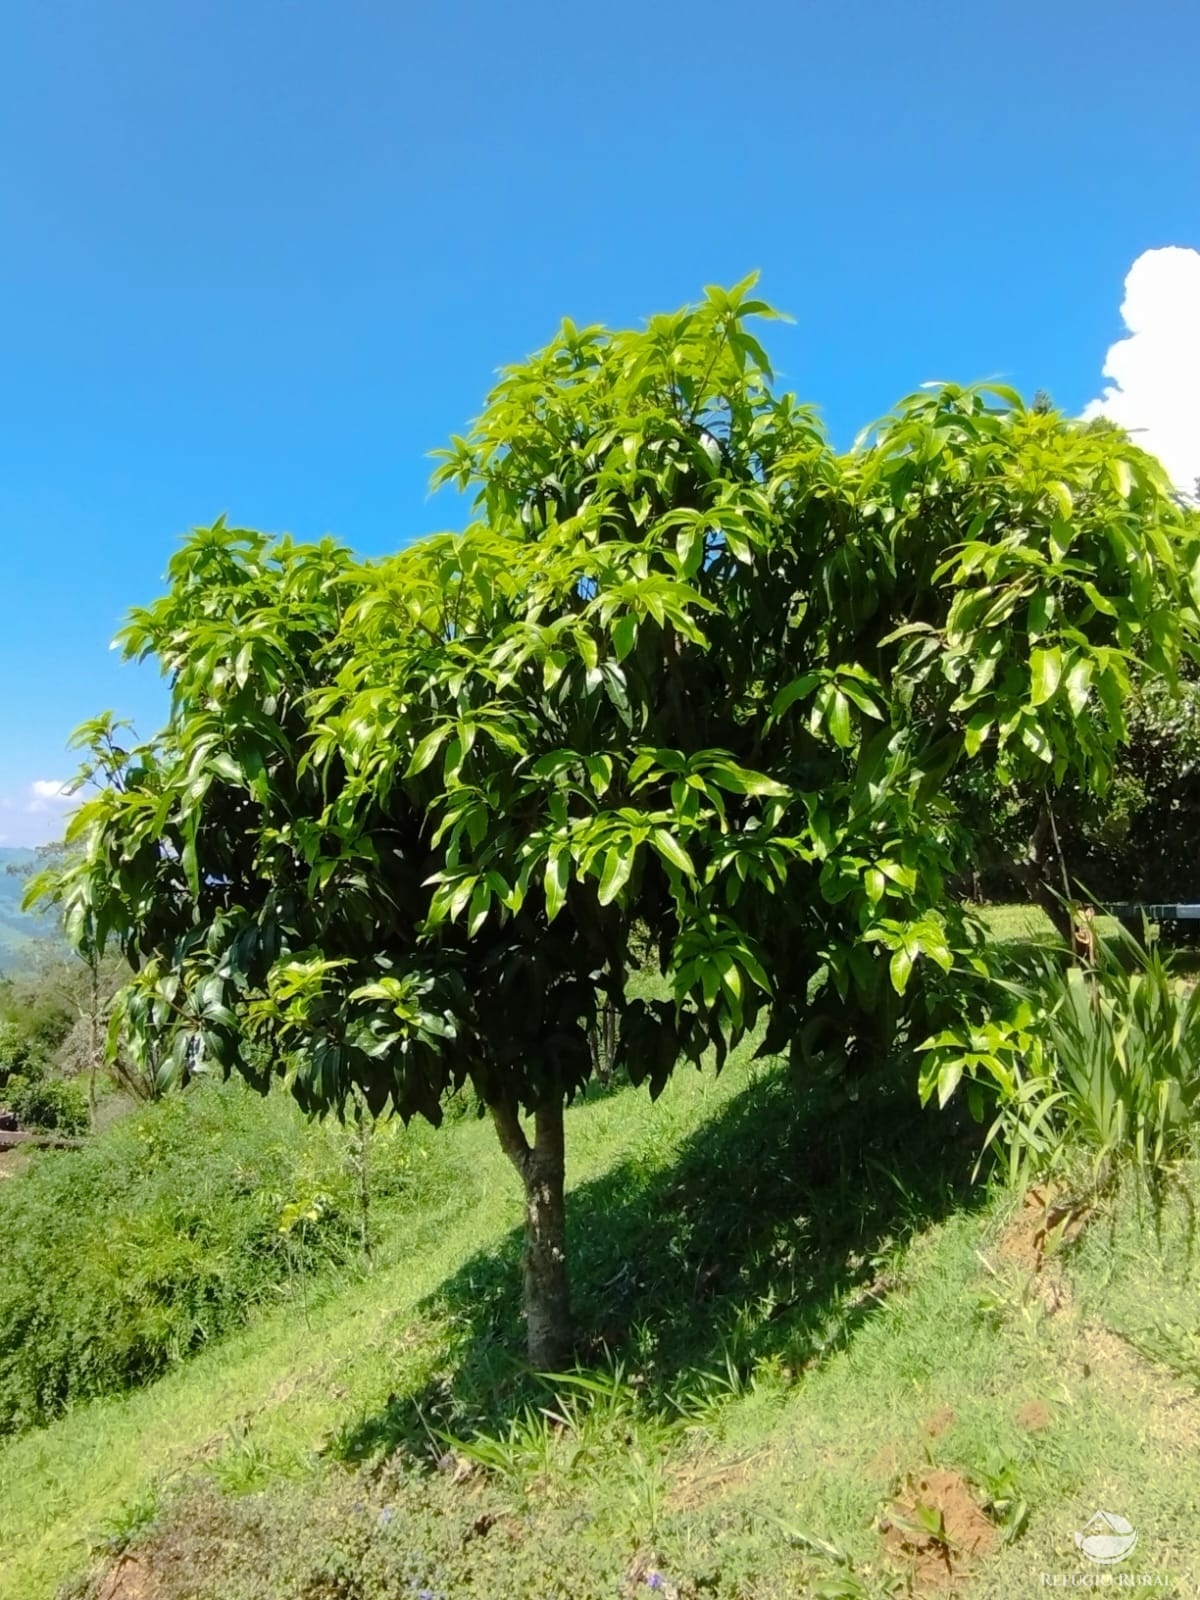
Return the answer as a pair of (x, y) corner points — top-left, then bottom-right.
(29, 780), (72, 804)
(1082, 246), (1200, 493)
(0, 781), (77, 847)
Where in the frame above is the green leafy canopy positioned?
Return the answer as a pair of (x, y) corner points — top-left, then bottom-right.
(33, 276), (1200, 1133)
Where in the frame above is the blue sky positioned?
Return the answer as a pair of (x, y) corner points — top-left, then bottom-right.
(2, 0), (1198, 845)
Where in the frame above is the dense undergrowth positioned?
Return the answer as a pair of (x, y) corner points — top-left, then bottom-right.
(0, 1078), (456, 1433)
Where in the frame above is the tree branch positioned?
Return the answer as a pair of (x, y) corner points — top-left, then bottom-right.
(489, 1094), (531, 1176)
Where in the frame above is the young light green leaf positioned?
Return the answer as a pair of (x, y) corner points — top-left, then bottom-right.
(652, 828), (695, 877)
(1029, 646), (1062, 707)
(771, 672), (821, 718)
(406, 726), (449, 778)
(964, 713), (992, 758)
(611, 613), (638, 662)
(826, 689), (853, 749)
(597, 847), (634, 905)
(1064, 656), (1093, 716)
(544, 849), (570, 922)
(889, 945), (914, 995)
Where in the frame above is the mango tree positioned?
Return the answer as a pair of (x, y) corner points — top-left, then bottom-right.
(38, 279), (1200, 1366)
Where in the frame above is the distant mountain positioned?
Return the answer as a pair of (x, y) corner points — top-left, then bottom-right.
(0, 848), (64, 973)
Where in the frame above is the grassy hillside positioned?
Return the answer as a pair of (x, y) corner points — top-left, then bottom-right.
(1, 1035), (1198, 1598)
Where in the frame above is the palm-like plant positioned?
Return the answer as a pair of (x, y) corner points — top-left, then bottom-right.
(923, 923), (1200, 1179)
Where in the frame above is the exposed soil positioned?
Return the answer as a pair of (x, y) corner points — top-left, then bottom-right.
(96, 1555), (159, 1600)
(880, 1469), (997, 1593)
(0, 1146), (31, 1179)
(990, 1184), (1095, 1320)
(88, 1486), (248, 1600)
(995, 1186), (1090, 1277)
(1015, 1397), (1052, 1431)
(664, 1444), (774, 1511)
(867, 1439), (903, 1483)
(922, 1405), (956, 1439)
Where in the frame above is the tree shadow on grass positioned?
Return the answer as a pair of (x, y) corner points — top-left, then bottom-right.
(330, 1058), (989, 1465)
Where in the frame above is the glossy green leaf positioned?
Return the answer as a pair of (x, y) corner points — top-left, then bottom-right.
(597, 847), (634, 905)
(889, 945), (914, 995)
(544, 849), (570, 923)
(1029, 646), (1062, 707)
(652, 829), (695, 877)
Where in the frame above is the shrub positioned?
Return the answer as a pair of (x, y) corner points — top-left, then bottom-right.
(921, 925), (1200, 1180)
(0, 1019), (49, 1087)
(0, 1077), (450, 1433)
(0, 966), (75, 1063)
(3, 1073), (89, 1134)
(957, 669), (1200, 908)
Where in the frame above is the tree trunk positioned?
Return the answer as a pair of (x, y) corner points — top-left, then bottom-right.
(490, 1095), (572, 1370)
(981, 804), (1074, 947)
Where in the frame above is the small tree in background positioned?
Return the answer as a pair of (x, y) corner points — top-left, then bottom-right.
(6, 835), (144, 1104)
(943, 398), (1200, 919)
(36, 279), (1200, 1365)
(954, 662), (1200, 913)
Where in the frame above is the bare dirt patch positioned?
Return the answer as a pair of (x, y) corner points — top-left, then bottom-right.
(96, 1555), (159, 1600)
(996, 1186), (1090, 1276)
(1016, 1398), (1052, 1432)
(991, 1185), (1092, 1318)
(89, 1485), (261, 1600)
(867, 1439), (903, 1483)
(880, 1469), (996, 1593)
(0, 1146), (31, 1180)
(665, 1445), (774, 1512)
(922, 1405), (956, 1439)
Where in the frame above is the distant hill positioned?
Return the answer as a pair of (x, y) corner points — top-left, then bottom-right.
(0, 848), (63, 973)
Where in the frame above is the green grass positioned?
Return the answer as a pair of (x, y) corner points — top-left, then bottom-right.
(0, 1059), (761, 1595)
(975, 901), (1130, 946)
(975, 902), (1058, 945)
(1, 935), (1199, 1596)
(975, 899), (1200, 971)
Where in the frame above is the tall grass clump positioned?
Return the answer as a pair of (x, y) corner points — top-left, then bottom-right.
(922, 922), (1200, 1182)
(0, 1077), (448, 1434)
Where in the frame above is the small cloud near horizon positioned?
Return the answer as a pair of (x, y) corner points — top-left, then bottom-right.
(1082, 245), (1200, 493)
(0, 780), (77, 848)
(29, 780), (72, 805)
